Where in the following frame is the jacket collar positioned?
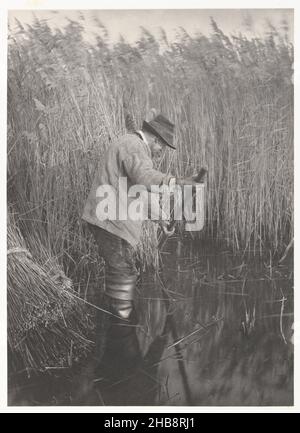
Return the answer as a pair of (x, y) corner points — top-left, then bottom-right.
(136, 130), (151, 155)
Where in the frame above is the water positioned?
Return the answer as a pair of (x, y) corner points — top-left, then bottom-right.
(8, 237), (293, 406)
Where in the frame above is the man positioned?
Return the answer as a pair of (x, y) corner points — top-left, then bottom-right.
(82, 113), (196, 323)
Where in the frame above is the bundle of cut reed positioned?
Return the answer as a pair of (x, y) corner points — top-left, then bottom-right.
(7, 218), (94, 373)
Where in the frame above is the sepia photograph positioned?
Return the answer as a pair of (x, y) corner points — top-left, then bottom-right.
(6, 6), (294, 407)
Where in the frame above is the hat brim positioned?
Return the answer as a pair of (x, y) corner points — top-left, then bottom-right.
(143, 120), (176, 150)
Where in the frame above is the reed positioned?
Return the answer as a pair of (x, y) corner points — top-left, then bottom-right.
(7, 16), (293, 276)
(7, 214), (94, 372)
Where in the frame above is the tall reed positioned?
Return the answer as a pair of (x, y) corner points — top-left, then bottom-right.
(7, 16), (293, 275)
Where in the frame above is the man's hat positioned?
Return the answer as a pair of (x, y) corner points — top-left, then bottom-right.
(142, 114), (176, 149)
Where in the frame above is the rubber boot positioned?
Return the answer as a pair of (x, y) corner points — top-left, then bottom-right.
(105, 274), (137, 322)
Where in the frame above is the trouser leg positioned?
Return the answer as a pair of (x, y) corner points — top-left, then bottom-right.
(88, 224), (138, 321)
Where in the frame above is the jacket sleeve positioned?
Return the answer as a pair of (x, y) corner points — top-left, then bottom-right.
(122, 146), (172, 191)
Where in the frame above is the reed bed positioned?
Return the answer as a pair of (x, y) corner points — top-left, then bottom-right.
(7, 16), (293, 368)
(8, 17), (293, 267)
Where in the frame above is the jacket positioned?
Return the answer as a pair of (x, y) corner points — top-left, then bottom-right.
(82, 132), (171, 247)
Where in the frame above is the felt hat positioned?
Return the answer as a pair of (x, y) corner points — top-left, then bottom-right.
(142, 114), (175, 149)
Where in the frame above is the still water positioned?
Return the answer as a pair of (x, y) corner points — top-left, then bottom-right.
(9, 237), (293, 406)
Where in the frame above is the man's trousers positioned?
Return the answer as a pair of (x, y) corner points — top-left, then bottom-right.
(87, 223), (138, 319)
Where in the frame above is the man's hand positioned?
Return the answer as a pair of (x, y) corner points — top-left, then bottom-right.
(177, 176), (197, 187)
(177, 167), (208, 186)
(193, 167), (208, 183)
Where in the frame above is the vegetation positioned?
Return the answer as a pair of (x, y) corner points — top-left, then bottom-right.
(7, 15), (293, 370)
(7, 213), (94, 372)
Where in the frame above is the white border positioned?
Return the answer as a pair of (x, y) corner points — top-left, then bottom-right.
(0, 0), (297, 413)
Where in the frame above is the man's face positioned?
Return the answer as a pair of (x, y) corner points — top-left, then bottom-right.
(148, 135), (167, 160)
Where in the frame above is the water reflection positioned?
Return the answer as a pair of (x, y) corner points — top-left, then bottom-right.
(92, 317), (170, 406)
(134, 237), (293, 406)
(8, 237), (293, 406)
